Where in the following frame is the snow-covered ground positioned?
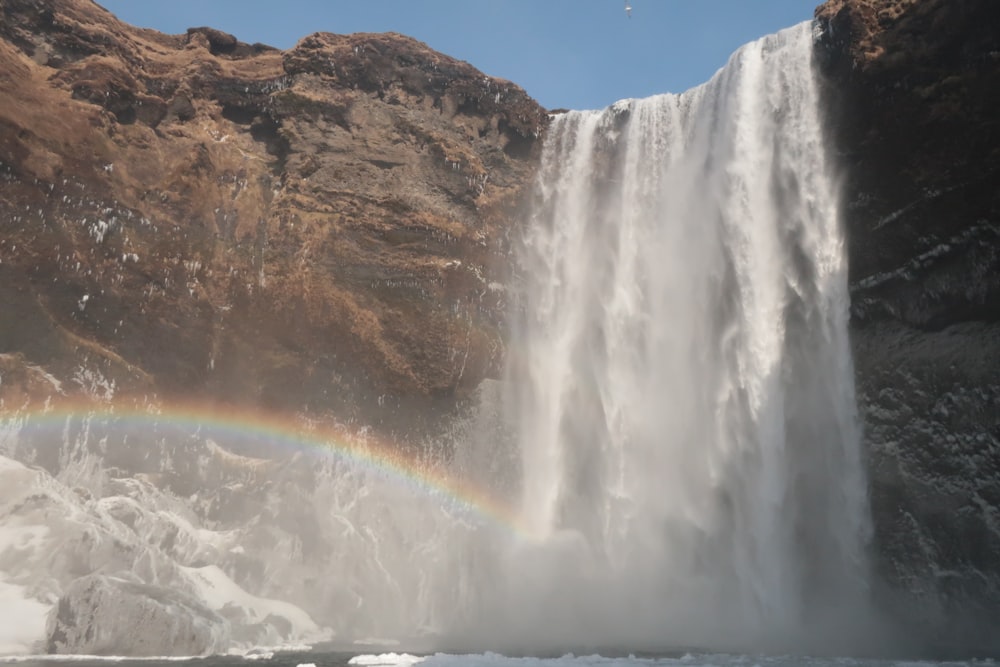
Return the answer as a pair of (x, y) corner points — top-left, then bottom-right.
(0, 447), (326, 655)
(183, 564), (321, 640)
(0, 403), (491, 657)
(0, 575), (49, 654)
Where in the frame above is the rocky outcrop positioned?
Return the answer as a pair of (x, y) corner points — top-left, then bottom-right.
(0, 450), (324, 654)
(46, 574), (229, 656)
(814, 0), (1000, 653)
(0, 0), (546, 432)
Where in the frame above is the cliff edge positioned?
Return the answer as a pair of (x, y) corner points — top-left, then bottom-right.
(0, 0), (546, 432)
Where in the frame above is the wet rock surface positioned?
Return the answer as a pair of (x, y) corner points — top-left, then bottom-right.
(815, 0), (1000, 651)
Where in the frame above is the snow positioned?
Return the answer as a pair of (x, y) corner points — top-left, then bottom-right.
(0, 521), (51, 557)
(0, 441), (335, 656)
(181, 564), (322, 639)
(0, 459), (62, 656)
(0, 576), (49, 654)
(240, 652), (274, 661)
(230, 643), (313, 659)
(0, 359), (67, 394)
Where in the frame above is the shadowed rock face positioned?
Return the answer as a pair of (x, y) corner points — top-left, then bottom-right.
(0, 0), (546, 433)
(46, 574), (229, 656)
(815, 0), (1000, 652)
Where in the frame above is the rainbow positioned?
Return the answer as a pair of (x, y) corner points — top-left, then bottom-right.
(0, 398), (530, 538)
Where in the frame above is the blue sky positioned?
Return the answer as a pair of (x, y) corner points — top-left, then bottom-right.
(98, 1), (818, 111)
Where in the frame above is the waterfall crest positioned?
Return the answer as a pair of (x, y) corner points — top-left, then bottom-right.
(490, 21), (873, 651)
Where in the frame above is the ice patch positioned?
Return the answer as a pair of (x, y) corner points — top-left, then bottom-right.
(237, 651), (273, 661)
(350, 654), (425, 667)
(230, 643), (313, 660)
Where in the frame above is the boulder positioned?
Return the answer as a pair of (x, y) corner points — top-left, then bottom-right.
(46, 574), (229, 656)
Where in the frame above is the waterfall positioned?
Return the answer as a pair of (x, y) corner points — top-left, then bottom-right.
(490, 21), (873, 652)
(0, 20), (880, 658)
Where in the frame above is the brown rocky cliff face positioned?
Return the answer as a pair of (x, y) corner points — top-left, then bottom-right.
(815, 0), (1000, 652)
(0, 0), (546, 431)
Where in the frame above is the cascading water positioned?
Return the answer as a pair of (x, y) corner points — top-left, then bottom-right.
(477, 21), (874, 652)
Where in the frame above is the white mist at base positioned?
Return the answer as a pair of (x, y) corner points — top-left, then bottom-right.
(470, 21), (875, 653)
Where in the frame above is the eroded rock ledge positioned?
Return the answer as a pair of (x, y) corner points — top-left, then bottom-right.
(0, 0), (547, 432)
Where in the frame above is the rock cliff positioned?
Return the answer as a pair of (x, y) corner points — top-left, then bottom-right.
(815, 0), (1000, 653)
(0, 0), (546, 432)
